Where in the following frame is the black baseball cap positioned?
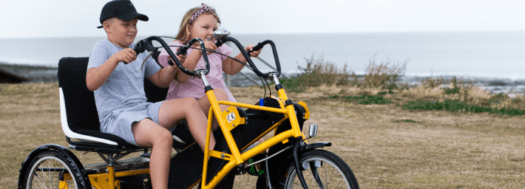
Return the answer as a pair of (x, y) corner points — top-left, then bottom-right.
(97, 0), (149, 29)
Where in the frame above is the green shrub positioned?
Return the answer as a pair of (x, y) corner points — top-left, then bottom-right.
(402, 100), (525, 116)
(393, 119), (417, 123)
(378, 91), (395, 95)
(444, 87), (460, 94)
(329, 95), (392, 105)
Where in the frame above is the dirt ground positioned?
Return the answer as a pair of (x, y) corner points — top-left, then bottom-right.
(1, 83), (524, 188)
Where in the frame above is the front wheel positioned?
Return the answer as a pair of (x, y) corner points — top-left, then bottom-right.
(23, 150), (85, 189)
(278, 150), (359, 189)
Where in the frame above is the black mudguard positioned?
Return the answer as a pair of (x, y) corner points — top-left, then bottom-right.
(18, 144), (91, 189)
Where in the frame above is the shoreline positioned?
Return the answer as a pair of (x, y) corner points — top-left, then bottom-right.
(1, 63), (524, 94)
(0, 62), (58, 83)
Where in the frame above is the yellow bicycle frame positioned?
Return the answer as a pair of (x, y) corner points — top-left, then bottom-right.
(71, 85), (309, 189)
(200, 85), (309, 189)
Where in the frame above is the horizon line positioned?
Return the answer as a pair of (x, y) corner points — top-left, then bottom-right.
(1, 30), (525, 40)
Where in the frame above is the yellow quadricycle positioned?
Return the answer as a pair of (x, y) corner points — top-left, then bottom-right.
(18, 35), (359, 189)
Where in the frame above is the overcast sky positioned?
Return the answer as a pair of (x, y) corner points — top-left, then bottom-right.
(1, 0), (525, 39)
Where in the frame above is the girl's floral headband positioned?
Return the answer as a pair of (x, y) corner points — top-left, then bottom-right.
(189, 3), (221, 24)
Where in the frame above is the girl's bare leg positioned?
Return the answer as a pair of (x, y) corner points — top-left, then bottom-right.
(198, 88), (229, 129)
(132, 119), (173, 189)
(158, 97), (215, 152)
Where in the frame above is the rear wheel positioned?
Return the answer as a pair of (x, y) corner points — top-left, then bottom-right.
(278, 150), (359, 189)
(23, 150), (84, 189)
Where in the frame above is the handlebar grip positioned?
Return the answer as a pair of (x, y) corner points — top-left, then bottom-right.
(252, 42), (263, 51)
(176, 47), (188, 56)
(248, 42), (263, 54)
(134, 40), (145, 55)
(215, 40), (224, 48)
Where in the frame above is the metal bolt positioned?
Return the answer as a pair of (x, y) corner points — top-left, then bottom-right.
(314, 160), (321, 168)
(302, 162), (310, 170)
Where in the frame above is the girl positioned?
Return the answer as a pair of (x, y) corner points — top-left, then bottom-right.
(158, 3), (262, 118)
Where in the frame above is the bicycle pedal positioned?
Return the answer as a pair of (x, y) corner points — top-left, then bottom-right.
(245, 153), (266, 176)
(172, 134), (185, 144)
(140, 153), (151, 161)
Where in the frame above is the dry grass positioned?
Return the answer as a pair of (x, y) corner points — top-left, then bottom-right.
(2, 83), (525, 188)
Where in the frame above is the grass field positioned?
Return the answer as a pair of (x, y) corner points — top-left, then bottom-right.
(1, 82), (525, 188)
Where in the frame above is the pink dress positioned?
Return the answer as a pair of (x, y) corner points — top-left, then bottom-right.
(158, 41), (236, 102)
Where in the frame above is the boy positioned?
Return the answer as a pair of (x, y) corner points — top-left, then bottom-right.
(86, 1), (215, 188)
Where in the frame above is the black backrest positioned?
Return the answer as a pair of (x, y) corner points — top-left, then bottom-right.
(58, 57), (100, 132)
(58, 57), (168, 133)
(144, 78), (168, 102)
(145, 51), (168, 103)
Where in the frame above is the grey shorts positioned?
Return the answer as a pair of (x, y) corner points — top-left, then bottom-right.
(100, 101), (164, 146)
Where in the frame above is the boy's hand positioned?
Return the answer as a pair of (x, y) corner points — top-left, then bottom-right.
(113, 48), (137, 64)
(246, 45), (261, 58)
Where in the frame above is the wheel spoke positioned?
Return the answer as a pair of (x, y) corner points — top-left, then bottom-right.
(35, 170), (45, 187)
(324, 165), (329, 188)
(49, 161), (55, 189)
(282, 150), (358, 189)
(25, 151), (79, 189)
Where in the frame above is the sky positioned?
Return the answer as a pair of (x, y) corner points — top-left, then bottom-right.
(1, 0), (525, 39)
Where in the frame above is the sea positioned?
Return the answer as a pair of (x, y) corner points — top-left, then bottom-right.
(1, 31), (524, 93)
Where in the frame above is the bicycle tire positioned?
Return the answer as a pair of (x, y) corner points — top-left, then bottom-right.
(23, 150), (85, 189)
(278, 149), (359, 189)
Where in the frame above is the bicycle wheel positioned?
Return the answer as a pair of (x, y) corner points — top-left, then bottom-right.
(278, 150), (359, 189)
(23, 150), (84, 189)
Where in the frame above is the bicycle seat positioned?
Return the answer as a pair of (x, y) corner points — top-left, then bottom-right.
(57, 57), (167, 153)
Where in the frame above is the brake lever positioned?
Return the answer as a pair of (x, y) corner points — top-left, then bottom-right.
(140, 48), (158, 70)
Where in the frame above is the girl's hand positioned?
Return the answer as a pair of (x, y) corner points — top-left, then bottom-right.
(202, 39), (217, 52)
(170, 54), (187, 65)
(246, 45), (261, 58)
(114, 48), (137, 64)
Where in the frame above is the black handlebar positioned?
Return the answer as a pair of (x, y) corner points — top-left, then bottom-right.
(134, 36), (281, 79)
(134, 36), (210, 76)
(250, 42), (264, 53)
(231, 38), (281, 78)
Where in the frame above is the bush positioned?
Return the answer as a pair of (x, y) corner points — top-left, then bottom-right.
(329, 95), (392, 105)
(279, 55), (353, 92)
(402, 100), (525, 116)
(363, 57), (407, 89)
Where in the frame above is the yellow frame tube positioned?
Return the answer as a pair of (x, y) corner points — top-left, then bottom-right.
(88, 168), (150, 189)
(201, 107), (215, 186)
(219, 101), (286, 114)
(107, 167), (115, 189)
(200, 87), (305, 189)
(206, 91), (243, 163)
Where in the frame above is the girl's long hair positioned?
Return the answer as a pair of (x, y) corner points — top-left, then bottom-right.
(175, 6), (220, 44)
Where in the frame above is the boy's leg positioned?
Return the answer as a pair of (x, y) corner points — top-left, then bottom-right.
(132, 119), (173, 189)
(157, 97), (215, 152)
